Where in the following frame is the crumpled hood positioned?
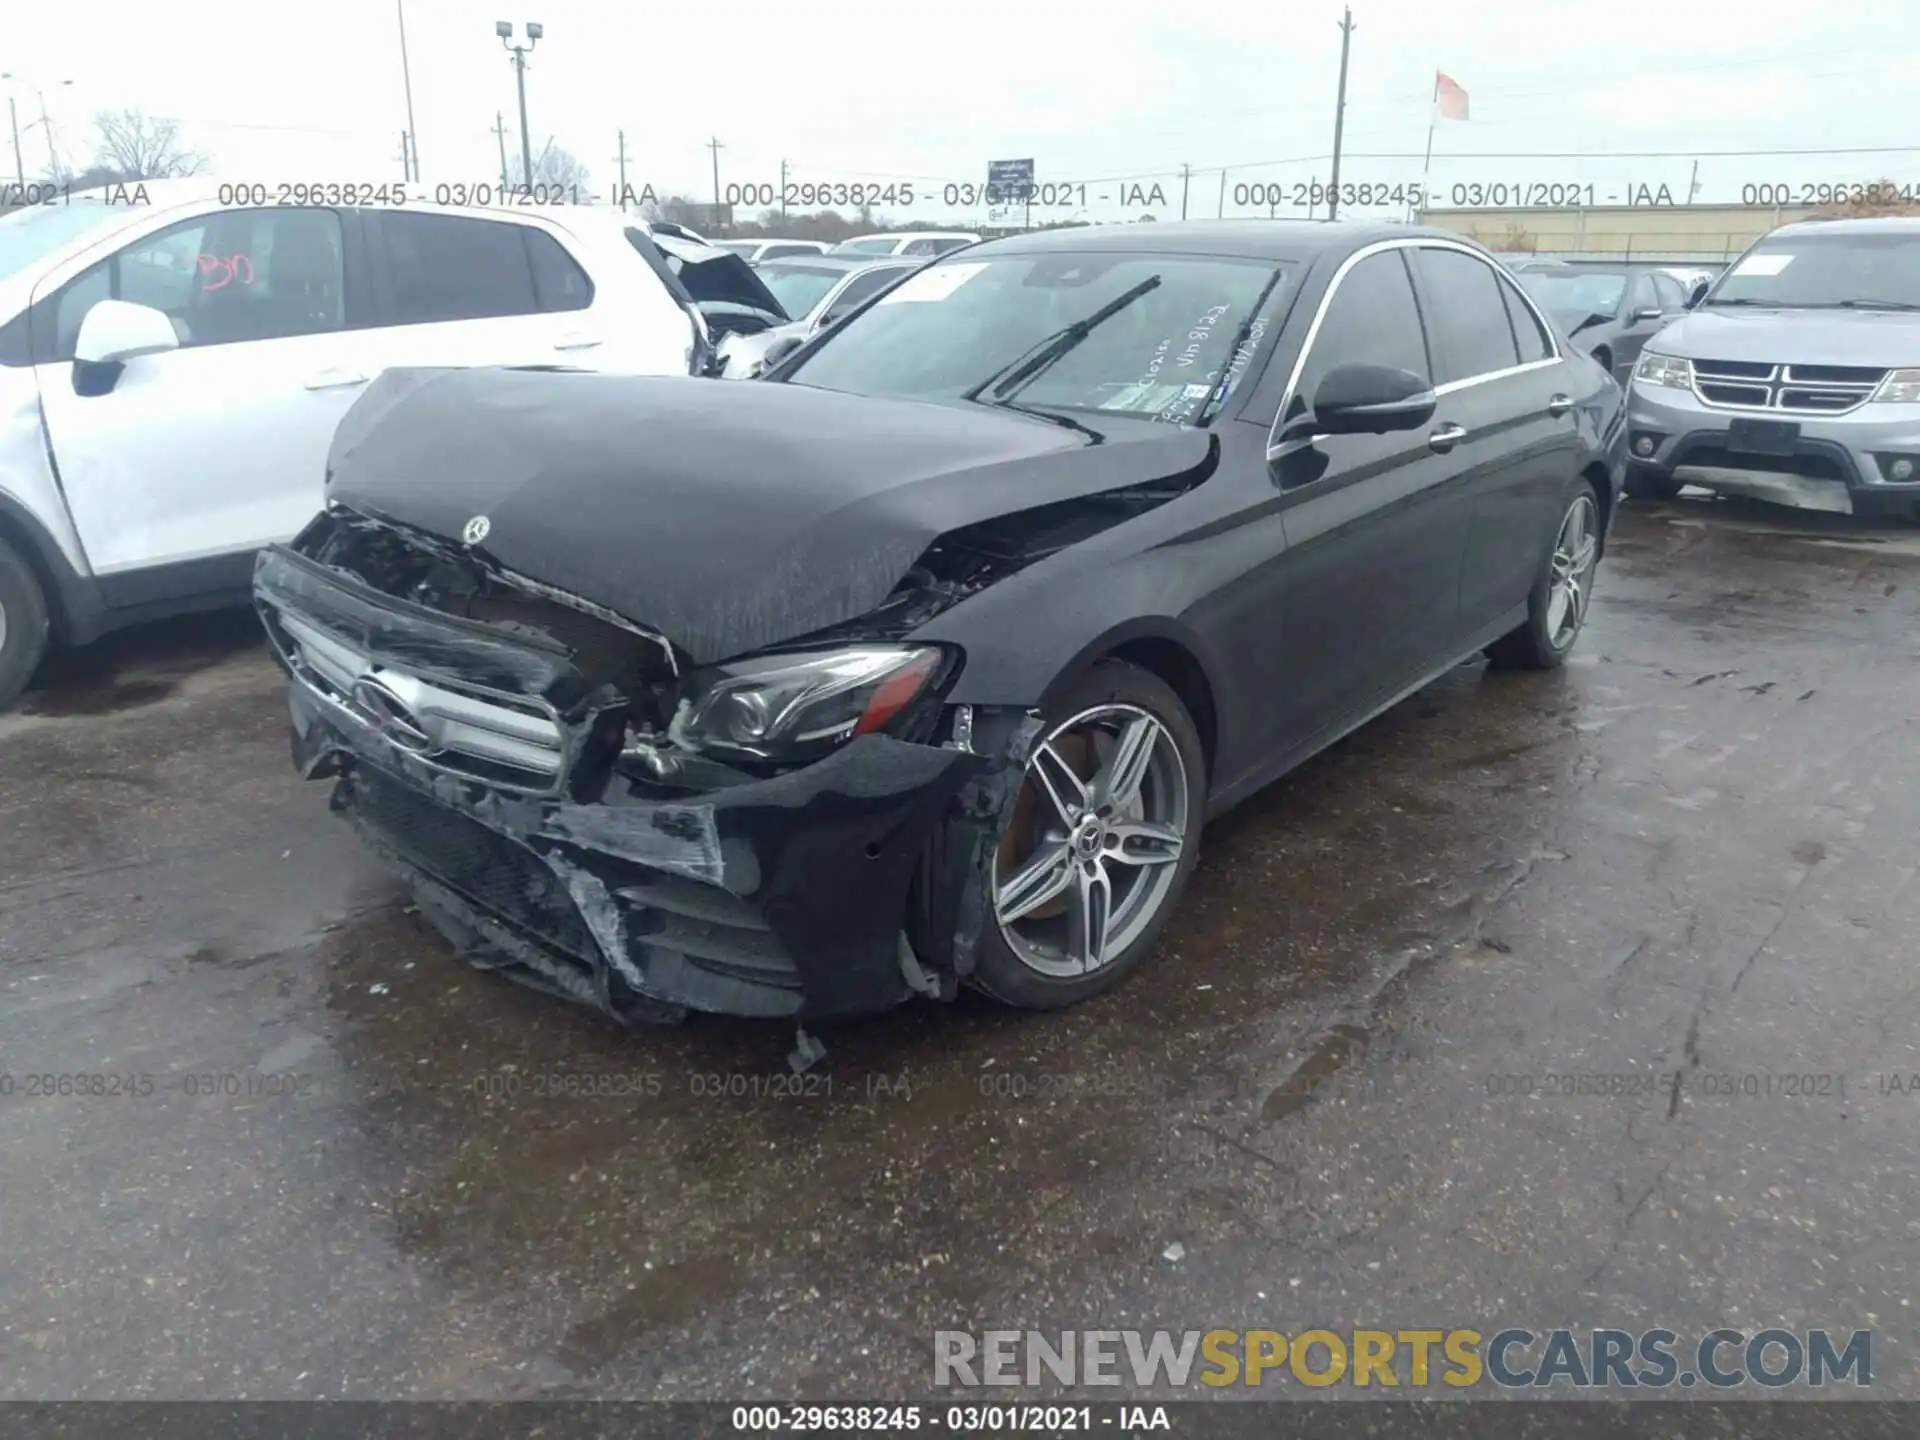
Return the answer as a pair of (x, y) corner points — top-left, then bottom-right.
(650, 232), (787, 319)
(1651, 307), (1920, 367)
(323, 367), (1216, 664)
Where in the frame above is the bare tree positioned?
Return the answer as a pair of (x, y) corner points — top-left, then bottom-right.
(508, 141), (591, 195)
(1815, 177), (1920, 218)
(90, 108), (206, 180)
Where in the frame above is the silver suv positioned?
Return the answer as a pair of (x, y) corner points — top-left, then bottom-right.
(1624, 216), (1920, 519)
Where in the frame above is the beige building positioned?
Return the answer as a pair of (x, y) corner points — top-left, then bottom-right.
(1414, 203), (1824, 261)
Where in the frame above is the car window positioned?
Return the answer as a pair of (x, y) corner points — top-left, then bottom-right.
(788, 251), (1296, 426)
(901, 239), (942, 256)
(834, 238), (899, 255)
(926, 238), (972, 255)
(1649, 273), (1686, 310)
(35, 207), (346, 361)
(385, 212), (538, 324)
(1497, 273), (1555, 363)
(830, 267), (907, 313)
(526, 230), (593, 313)
(763, 244), (816, 260)
(1412, 246), (1522, 384)
(1626, 272), (1660, 314)
(1287, 249), (1430, 426)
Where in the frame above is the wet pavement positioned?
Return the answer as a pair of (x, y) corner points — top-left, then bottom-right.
(3, 493), (1918, 1401)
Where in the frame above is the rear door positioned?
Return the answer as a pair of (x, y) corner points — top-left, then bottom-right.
(1264, 245), (1477, 752)
(1408, 244), (1579, 636)
(29, 204), (374, 597)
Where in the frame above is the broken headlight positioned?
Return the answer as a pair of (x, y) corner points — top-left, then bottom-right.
(670, 645), (946, 763)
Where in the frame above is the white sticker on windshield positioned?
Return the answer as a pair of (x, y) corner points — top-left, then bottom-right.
(1733, 253), (1794, 277)
(1184, 383), (1213, 399)
(877, 262), (987, 304)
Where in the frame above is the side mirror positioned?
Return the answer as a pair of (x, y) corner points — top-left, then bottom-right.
(761, 334), (806, 370)
(74, 299), (180, 366)
(1633, 306), (1664, 323)
(1301, 364), (1436, 437)
(1686, 281), (1710, 309)
(815, 309), (848, 332)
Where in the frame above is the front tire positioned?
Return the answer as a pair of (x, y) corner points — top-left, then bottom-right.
(1624, 465), (1685, 501)
(0, 534), (50, 712)
(1486, 486), (1601, 672)
(970, 660), (1207, 1010)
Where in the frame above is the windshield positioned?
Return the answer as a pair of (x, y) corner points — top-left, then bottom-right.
(1517, 269), (1627, 320)
(755, 264), (847, 319)
(1707, 231), (1920, 308)
(784, 251), (1294, 425)
(833, 237), (898, 255)
(0, 203), (141, 286)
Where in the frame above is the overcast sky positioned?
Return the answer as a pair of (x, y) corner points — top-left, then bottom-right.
(10, 0), (1920, 227)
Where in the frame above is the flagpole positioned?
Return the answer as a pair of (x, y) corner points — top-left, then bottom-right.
(1417, 71), (1439, 222)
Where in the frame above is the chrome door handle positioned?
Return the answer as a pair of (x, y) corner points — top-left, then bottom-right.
(1547, 394), (1573, 417)
(555, 333), (603, 351)
(304, 368), (369, 391)
(1427, 422), (1468, 454)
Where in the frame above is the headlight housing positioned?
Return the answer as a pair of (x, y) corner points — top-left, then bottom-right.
(1870, 368), (1920, 403)
(1634, 351), (1693, 389)
(670, 645), (948, 763)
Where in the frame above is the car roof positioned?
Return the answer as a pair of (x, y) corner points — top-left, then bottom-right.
(1769, 215), (1920, 237)
(963, 219), (1481, 263)
(841, 231), (977, 242)
(756, 253), (918, 272)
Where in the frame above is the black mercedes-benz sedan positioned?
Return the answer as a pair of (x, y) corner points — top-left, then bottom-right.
(254, 221), (1625, 1029)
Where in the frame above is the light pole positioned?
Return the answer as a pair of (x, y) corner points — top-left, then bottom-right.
(1, 74), (73, 183)
(396, 1), (419, 180)
(496, 20), (542, 187)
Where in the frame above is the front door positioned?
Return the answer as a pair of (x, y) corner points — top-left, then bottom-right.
(1265, 246), (1478, 754)
(30, 206), (369, 599)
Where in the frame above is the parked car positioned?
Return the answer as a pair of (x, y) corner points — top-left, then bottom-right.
(1625, 216), (1920, 516)
(829, 232), (979, 258)
(713, 239), (831, 262)
(1514, 262), (1692, 387)
(717, 254), (921, 378)
(256, 221), (1623, 1029)
(0, 184), (784, 709)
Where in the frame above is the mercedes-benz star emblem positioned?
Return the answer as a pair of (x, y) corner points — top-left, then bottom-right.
(462, 515), (491, 545)
(350, 676), (434, 753)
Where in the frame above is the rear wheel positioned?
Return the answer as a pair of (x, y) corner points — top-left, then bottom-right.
(1591, 345), (1613, 379)
(970, 660), (1206, 1010)
(1487, 486), (1601, 671)
(0, 534), (51, 712)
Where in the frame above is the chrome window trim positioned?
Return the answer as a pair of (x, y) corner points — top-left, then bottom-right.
(1266, 237), (1565, 457)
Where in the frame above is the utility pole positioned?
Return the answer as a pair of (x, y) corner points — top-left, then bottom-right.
(708, 136), (724, 230)
(7, 99), (22, 191)
(1688, 159), (1701, 204)
(494, 111), (510, 191)
(1179, 162), (1191, 220)
(614, 129), (628, 209)
(396, 0), (419, 179)
(396, 131), (411, 182)
(497, 20), (543, 186)
(779, 158), (788, 223)
(1217, 167), (1227, 218)
(1326, 6), (1355, 221)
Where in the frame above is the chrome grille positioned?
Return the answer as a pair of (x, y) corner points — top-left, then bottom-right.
(1691, 360), (1886, 415)
(273, 611), (569, 793)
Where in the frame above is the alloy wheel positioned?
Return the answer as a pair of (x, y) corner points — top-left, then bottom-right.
(1546, 494), (1599, 649)
(991, 703), (1191, 978)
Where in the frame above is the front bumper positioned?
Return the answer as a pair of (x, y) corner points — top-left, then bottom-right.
(1625, 379), (1920, 517)
(259, 546), (1023, 1024)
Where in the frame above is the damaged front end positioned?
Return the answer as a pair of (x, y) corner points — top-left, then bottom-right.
(256, 509), (1042, 1025)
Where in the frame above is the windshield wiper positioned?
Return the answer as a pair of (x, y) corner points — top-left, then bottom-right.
(1829, 298), (1920, 311)
(1193, 268), (1289, 426)
(1701, 296), (1781, 307)
(961, 276), (1163, 403)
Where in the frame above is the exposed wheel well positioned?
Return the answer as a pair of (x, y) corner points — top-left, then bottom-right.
(1104, 636), (1218, 776)
(1582, 461), (1614, 543)
(1591, 345), (1612, 372)
(0, 512), (66, 643)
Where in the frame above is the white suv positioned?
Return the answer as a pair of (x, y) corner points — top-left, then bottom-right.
(0, 183), (773, 708)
